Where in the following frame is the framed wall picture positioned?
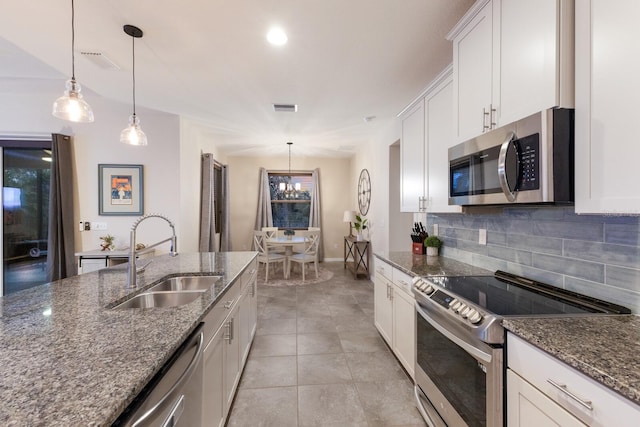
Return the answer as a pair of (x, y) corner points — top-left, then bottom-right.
(98, 164), (144, 216)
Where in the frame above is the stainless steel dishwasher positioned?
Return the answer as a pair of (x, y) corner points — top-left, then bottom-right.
(113, 324), (204, 427)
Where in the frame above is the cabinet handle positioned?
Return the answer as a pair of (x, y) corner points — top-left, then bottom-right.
(547, 379), (593, 411)
(489, 103), (496, 129)
(224, 318), (234, 343)
(386, 284), (390, 299)
(389, 287), (393, 301)
(483, 107), (490, 132)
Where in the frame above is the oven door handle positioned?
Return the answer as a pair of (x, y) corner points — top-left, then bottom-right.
(416, 303), (492, 363)
(414, 384), (447, 427)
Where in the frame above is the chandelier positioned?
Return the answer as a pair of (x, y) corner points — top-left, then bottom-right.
(278, 142), (301, 198)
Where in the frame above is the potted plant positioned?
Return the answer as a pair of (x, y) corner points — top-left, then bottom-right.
(424, 235), (442, 256)
(354, 215), (368, 241)
(99, 234), (115, 251)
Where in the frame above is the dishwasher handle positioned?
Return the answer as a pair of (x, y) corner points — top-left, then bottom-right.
(131, 327), (204, 427)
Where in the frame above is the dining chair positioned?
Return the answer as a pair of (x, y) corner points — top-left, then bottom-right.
(262, 226), (285, 254)
(288, 230), (320, 281)
(253, 230), (286, 282)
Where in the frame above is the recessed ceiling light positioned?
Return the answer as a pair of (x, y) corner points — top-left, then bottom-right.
(363, 115), (377, 123)
(267, 28), (288, 46)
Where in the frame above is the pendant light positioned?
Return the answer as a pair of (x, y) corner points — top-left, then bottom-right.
(52, 0), (94, 123)
(120, 25), (147, 146)
(277, 142), (301, 198)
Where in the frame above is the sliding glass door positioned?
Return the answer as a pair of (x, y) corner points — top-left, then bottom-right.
(1, 140), (52, 295)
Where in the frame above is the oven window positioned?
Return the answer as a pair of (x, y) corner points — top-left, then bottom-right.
(417, 312), (486, 426)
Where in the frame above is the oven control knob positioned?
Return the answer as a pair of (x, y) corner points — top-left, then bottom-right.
(422, 283), (435, 295)
(460, 306), (472, 318)
(468, 311), (483, 324)
(455, 303), (467, 314)
(449, 299), (461, 311)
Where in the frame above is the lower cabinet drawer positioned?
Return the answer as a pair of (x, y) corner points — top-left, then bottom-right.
(392, 268), (413, 295)
(507, 333), (640, 427)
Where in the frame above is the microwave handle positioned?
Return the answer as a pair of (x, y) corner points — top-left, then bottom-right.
(498, 131), (518, 202)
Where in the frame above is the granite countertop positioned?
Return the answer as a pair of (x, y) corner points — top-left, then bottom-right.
(374, 251), (492, 277)
(0, 251), (257, 426)
(504, 316), (640, 406)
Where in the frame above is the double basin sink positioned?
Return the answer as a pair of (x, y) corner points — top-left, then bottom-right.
(114, 276), (222, 310)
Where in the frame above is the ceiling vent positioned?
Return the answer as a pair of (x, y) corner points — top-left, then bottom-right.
(273, 103), (298, 113)
(79, 51), (120, 70)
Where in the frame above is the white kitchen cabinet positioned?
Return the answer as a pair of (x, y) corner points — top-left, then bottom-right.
(374, 262), (393, 344)
(202, 259), (257, 426)
(448, 0), (573, 143)
(450, 0), (496, 143)
(507, 370), (586, 427)
(425, 70), (462, 213)
(238, 266), (257, 367)
(202, 323), (226, 427)
(575, 0), (640, 214)
(399, 66), (461, 213)
(223, 302), (241, 411)
(507, 333), (640, 427)
(391, 283), (415, 378)
(497, 0), (574, 126)
(374, 258), (416, 379)
(400, 99), (425, 212)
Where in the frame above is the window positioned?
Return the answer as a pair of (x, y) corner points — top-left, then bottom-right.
(268, 172), (312, 229)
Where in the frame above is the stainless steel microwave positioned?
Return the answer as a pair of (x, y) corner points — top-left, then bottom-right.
(448, 108), (574, 206)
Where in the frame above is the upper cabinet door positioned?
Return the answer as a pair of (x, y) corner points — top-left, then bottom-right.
(498, 0), (574, 126)
(451, 0), (495, 143)
(400, 100), (425, 212)
(575, 0), (640, 214)
(425, 72), (462, 213)
(449, 0), (573, 143)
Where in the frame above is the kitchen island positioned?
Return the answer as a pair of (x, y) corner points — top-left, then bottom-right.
(0, 251), (257, 426)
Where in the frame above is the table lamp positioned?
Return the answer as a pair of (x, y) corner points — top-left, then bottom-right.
(343, 210), (357, 236)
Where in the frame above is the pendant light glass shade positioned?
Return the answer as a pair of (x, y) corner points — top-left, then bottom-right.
(120, 114), (147, 146)
(121, 25), (146, 146)
(53, 78), (94, 122)
(53, 0), (94, 123)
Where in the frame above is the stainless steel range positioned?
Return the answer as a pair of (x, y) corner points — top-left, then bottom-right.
(411, 271), (631, 427)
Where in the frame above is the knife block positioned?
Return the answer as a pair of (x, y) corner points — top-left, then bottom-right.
(412, 242), (425, 255)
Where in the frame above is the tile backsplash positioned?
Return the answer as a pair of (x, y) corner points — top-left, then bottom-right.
(427, 206), (640, 313)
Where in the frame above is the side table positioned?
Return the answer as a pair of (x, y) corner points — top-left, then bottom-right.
(343, 236), (370, 279)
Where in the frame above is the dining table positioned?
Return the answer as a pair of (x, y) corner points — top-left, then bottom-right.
(266, 236), (307, 279)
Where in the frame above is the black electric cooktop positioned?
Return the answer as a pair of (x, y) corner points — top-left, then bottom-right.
(426, 271), (631, 317)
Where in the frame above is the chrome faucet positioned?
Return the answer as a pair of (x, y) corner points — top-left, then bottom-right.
(127, 213), (178, 288)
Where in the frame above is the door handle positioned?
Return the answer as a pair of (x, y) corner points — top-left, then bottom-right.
(498, 131), (518, 202)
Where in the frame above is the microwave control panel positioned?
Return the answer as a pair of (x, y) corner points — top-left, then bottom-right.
(516, 133), (540, 191)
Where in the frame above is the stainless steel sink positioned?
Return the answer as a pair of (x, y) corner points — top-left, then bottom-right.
(113, 291), (204, 310)
(148, 276), (221, 292)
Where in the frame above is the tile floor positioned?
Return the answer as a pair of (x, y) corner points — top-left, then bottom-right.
(227, 262), (427, 427)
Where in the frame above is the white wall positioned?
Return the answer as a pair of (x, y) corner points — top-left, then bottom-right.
(0, 81), (187, 255)
(353, 119), (402, 258)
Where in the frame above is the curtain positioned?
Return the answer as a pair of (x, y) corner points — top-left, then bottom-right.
(199, 154), (216, 251)
(46, 133), (76, 281)
(220, 165), (231, 251)
(199, 155), (231, 252)
(254, 167), (273, 230)
(309, 168), (324, 261)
